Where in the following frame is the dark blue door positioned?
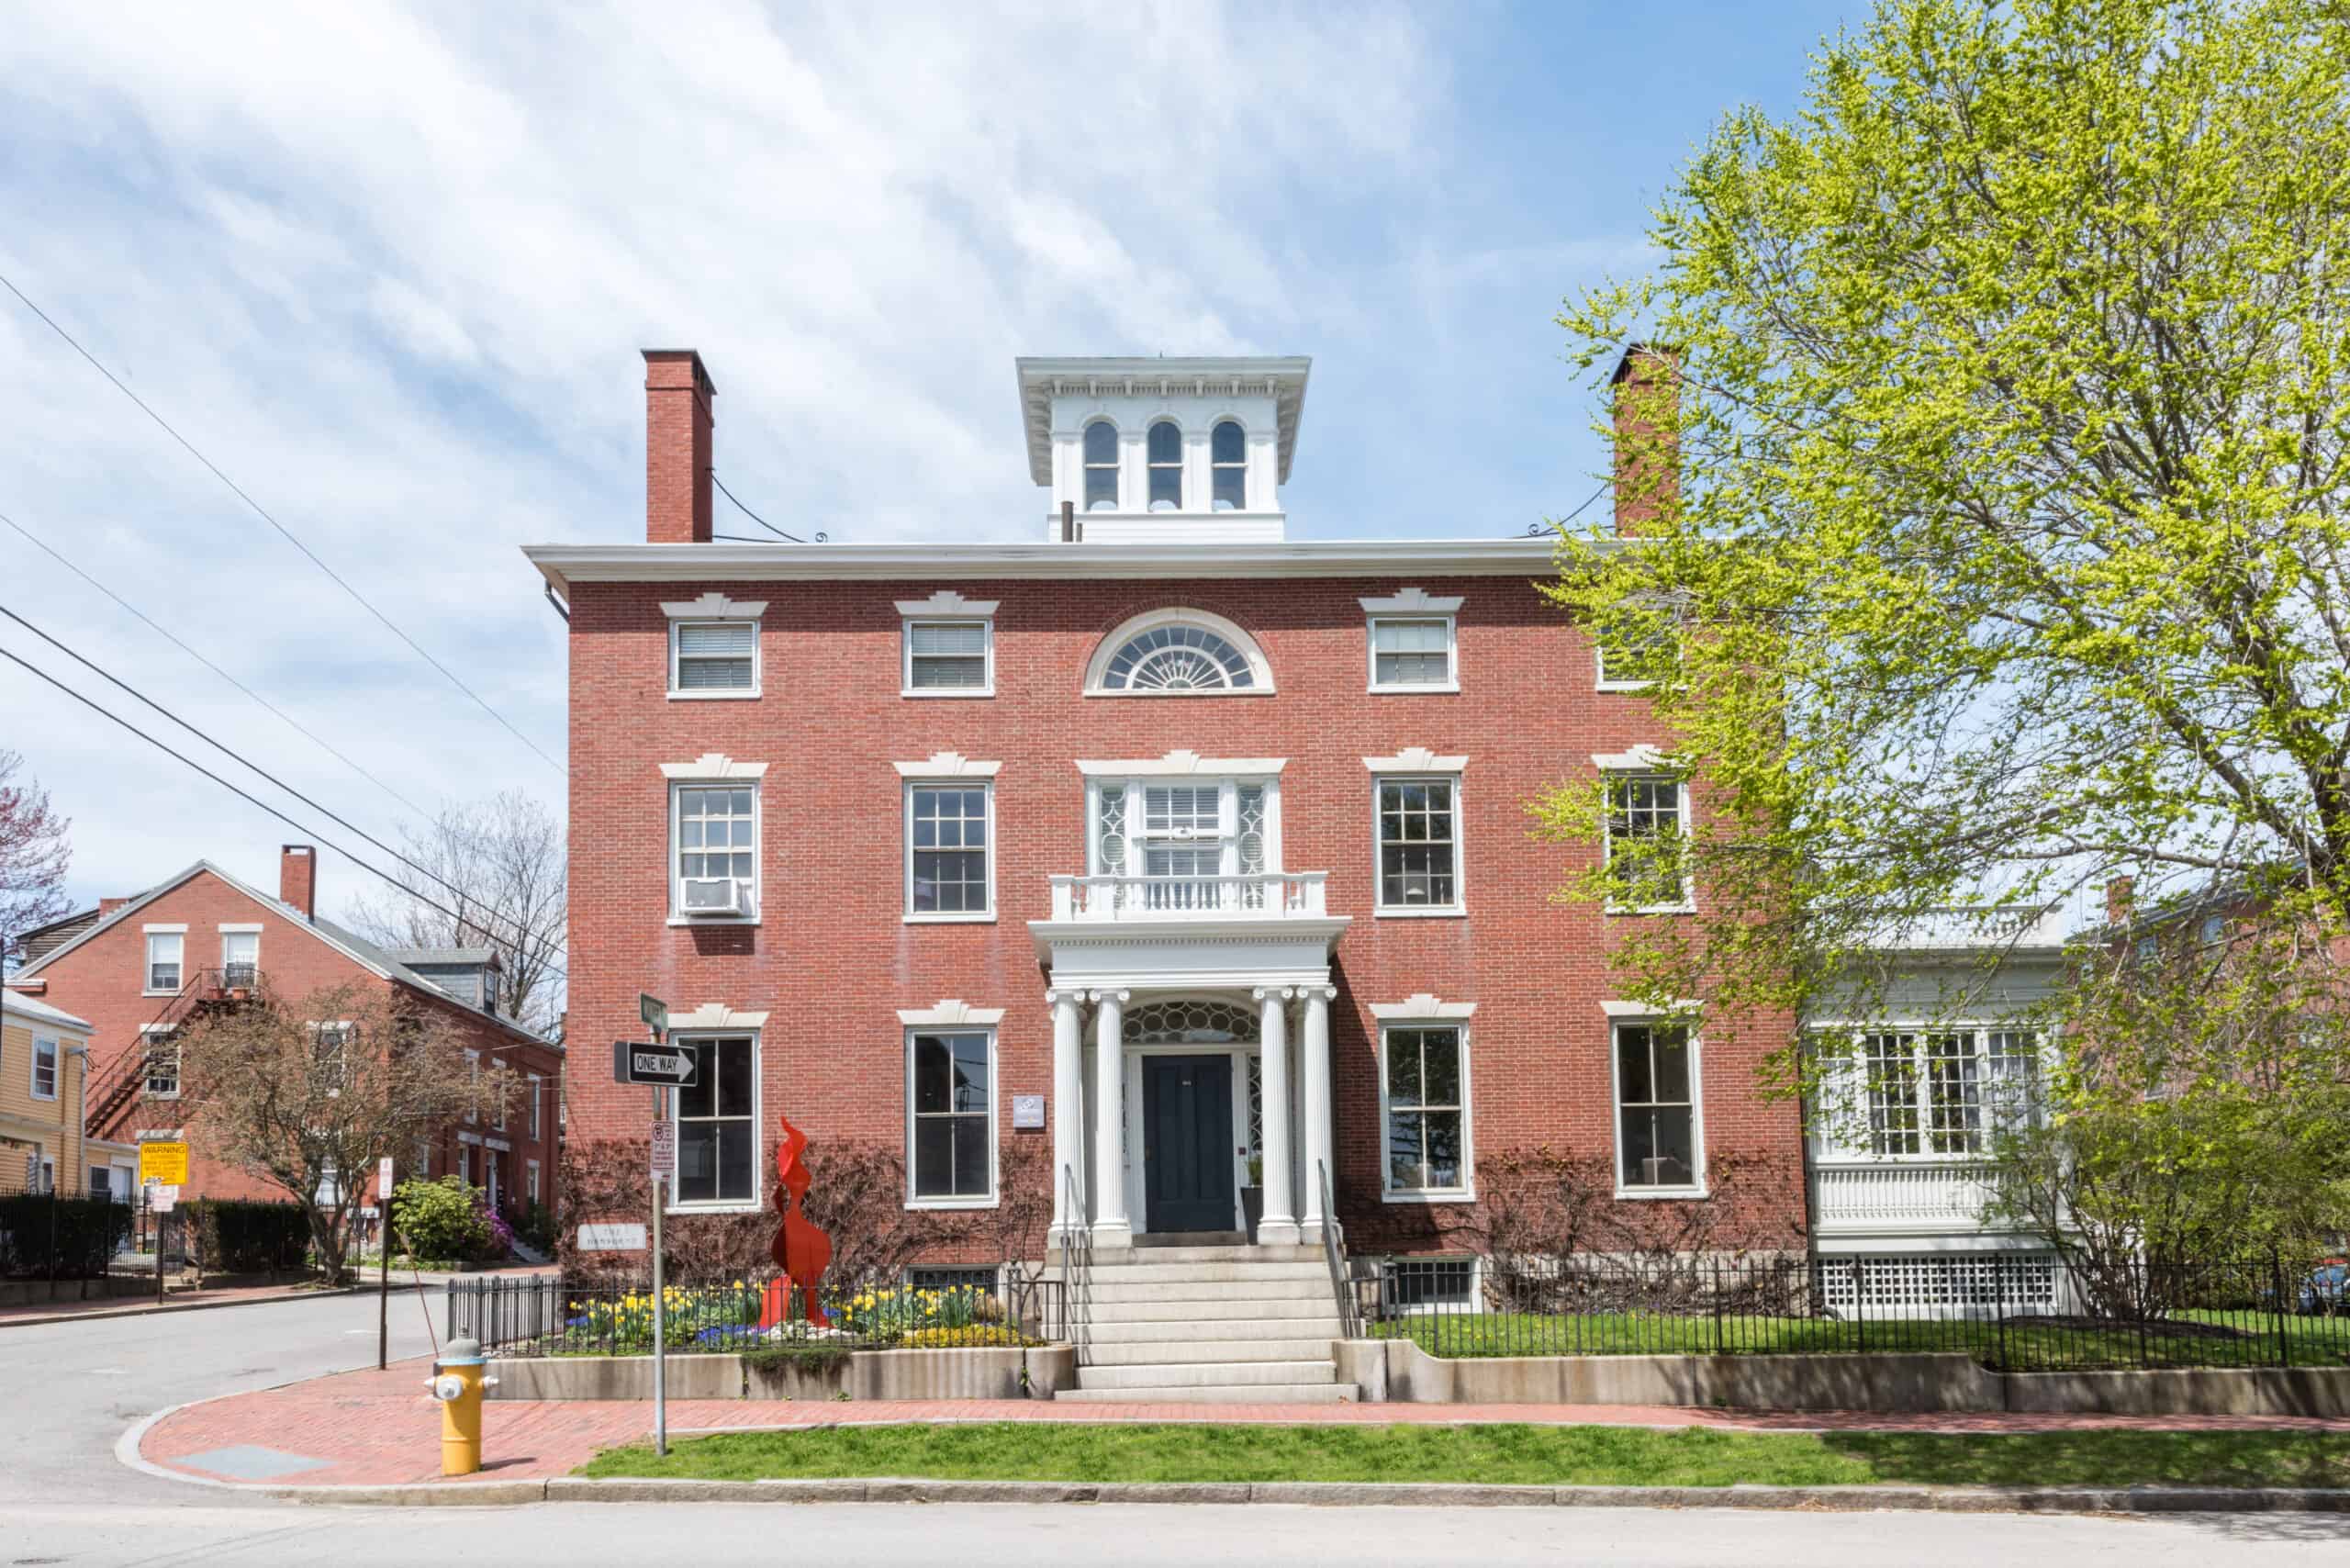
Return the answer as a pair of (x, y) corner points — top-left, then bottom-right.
(1143, 1054), (1235, 1233)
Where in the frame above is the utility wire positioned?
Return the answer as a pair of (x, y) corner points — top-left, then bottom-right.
(711, 469), (805, 542)
(0, 641), (565, 984)
(0, 270), (566, 775)
(0, 599), (471, 913)
(0, 508), (433, 821)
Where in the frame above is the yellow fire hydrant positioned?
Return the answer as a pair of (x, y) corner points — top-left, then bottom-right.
(427, 1337), (497, 1476)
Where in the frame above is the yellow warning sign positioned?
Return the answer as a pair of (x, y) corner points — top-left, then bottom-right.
(139, 1141), (189, 1185)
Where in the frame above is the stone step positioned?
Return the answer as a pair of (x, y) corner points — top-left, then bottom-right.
(1086, 1294), (1344, 1324)
(1100, 1243), (1324, 1265)
(1082, 1337), (1338, 1366)
(1087, 1313), (1344, 1343)
(1073, 1358), (1338, 1391)
(1083, 1275), (1333, 1304)
(1054, 1382), (1357, 1406)
(1082, 1259), (1332, 1284)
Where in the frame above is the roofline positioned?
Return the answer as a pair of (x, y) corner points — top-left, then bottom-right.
(1014, 356), (1313, 486)
(523, 537), (1584, 595)
(1, 991), (94, 1032)
(16, 906), (99, 942)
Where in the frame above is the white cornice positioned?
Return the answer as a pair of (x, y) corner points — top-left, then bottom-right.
(1593, 745), (1676, 772)
(895, 590), (999, 618)
(671, 1003), (771, 1031)
(1077, 750), (1286, 778)
(1016, 356), (1311, 485)
(661, 591), (767, 620)
(660, 753), (769, 780)
(523, 538), (1585, 594)
(1363, 747), (1467, 774)
(897, 999), (1007, 1028)
(1359, 586), (1464, 616)
(1369, 993), (1478, 1020)
(893, 752), (1002, 778)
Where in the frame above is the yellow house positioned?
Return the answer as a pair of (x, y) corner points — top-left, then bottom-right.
(1, 990), (94, 1196)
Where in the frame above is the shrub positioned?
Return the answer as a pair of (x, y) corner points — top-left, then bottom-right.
(516, 1200), (557, 1254)
(0, 1193), (133, 1279)
(392, 1176), (492, 1264)
(192, 1198), (311, 1274)
(478, 1196), (515, 1261)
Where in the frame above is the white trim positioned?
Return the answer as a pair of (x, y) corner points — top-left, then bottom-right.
(894, 590), (999, 617)
(29, 1036), (60, 1102)
(1593, 745), (1676, 772)
(456, 1129), (483, 1147)
(140, 924), (189, 934)
(1369, 771), (1467, 918)
(1600, 998), (1705, 1019)
(660, 753), (768, 780)
(1369, 993), (1478, 1020)
(668, 1003), (772, 1031)
(892, 752), (1003, 778)
(1607, 1015), (1709, 1200)
(666, 1028), (764, 1215)
(1362, 747), (1467, 774)
(485, 1137), (512, 1154)
(217, 923), (263, 933)
(1358, 587), (1464, 616)
(141, 930), (185, 996)
(1376, 1018), (1475, 1204)
(662, 592), (769, 620)
(896, 1000), (1009, 1028)
(900, 612), (996, 700)
(903, 778), (997, 924)
(1082, 608), (1276, 697)
(528, 1073), (544, 1140)
(464, 1048), (480, 1125)
(526, 1157), (542, 1204)
(668, 778), (761, 924)
(903, 1023), (1001, 1211)
(667, 616), (762, 701)
(1077, 750), (1286, 778)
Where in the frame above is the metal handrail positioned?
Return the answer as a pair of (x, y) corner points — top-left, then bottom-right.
(1317, 1159), (1361, 1339)
(1058, 1162), (1091, 1365)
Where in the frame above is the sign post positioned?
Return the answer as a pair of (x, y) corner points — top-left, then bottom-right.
(377, 1154), (396, 1371)
(619, 999), (678, 1458)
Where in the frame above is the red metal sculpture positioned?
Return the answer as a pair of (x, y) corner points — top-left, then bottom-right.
(761, 1114), (833, 1330)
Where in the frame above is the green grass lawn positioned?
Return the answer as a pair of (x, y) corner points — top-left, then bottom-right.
(578, 1422), (2350, 1490)
(1371, 1310), (2350, 1369)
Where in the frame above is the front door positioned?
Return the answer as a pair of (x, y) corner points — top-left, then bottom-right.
(1142, 1054), (1236, 1233)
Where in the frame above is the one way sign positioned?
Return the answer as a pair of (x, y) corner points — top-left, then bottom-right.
(613, 1041), (697, 1087)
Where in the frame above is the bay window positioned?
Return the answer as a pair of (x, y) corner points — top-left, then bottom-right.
(1852, 1029), (2044, 1158)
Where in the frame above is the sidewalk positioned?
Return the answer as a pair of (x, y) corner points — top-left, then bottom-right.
(133, 1358), (2350, 1493)
(1, 1263), (554, 1329)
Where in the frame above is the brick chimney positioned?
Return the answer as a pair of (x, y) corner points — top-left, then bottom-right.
(1610, 343), (1680, 537)
(96, 897), (129, 918)
(643, 349), (715, 544)
(2105, 875), (2135, 926)
(280, 844), (317, 921)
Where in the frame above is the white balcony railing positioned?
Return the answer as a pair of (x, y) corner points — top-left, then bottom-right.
(1046, 871), (1328, 922)
(1812, 1159), (2006, 1234)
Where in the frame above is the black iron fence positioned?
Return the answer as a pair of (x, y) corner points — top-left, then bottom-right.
(0, 1182), (139, 1280)
(450, 1270), (1069, 1358)
(1362, 1250), (2350, 1372)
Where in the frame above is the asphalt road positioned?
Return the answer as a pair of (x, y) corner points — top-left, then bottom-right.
(6, 1289), (2349, 1563)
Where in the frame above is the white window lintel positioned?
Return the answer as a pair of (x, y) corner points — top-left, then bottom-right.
(1363, 747), (1468, 774)
(1601, 999), (1706, 1019)
(142, 924), (189, 935)
(1370, 993), (1477, 1021)
(1076, 750), (1285, 778)
(893, 752), (1003, 778)
(897, 999), (1008, 1028)
(661, 592), (768, 620)
(661, 753), (769, 780)
(895, 590), (999, 617)
(1359, 587), (1464, 615)
(1594, 745), (1677, 772)
(667, 1003), (772, 1031)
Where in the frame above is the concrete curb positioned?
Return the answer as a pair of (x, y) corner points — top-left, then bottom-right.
(263, 1475), (2350, 1513)
(0, 1284), (360, 1329)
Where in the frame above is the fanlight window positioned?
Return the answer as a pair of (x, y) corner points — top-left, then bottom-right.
(1098, 622), (1258, 691)
(1124, 999), (1259, 1046)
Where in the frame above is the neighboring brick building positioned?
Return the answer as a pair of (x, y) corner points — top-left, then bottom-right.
(6, 846), (564, 1223)
(527, 347), (1810, 1280)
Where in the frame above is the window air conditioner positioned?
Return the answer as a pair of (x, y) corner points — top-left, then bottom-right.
(680, 879), (744, 917)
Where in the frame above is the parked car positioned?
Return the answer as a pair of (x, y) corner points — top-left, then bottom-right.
(2299, 1260), (2347, 1316)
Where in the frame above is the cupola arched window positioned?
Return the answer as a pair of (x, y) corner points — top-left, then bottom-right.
(1083, 420), (1120, 511)
(1147, 420), (1183, 511)
(1085, 609), (1274, 694)
(1211, 420), (1246, 510)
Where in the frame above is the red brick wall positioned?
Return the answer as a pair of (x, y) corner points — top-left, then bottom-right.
(563, 573), (1807, 1260)
(17, 868), (561, 1214)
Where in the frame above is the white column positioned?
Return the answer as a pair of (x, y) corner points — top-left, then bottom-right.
(1298, 985), (1334, 1245)
(1090, 989), (1132, 1248)
(1254, 987), (1299, 1246)
(1048, 989), (1085, 1245)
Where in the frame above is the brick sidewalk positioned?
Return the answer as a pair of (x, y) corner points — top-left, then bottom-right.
(134, 1358), (2350, 1492)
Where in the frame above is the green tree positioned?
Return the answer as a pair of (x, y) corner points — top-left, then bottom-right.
(1538, 0), (2350, 1068)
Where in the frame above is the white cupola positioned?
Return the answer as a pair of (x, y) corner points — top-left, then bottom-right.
(1017, 356), (1310, 543)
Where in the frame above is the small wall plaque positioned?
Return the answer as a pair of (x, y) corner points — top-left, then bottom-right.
(1011, 1093), (1046, 1130)
(578, 1222), (649, 1251)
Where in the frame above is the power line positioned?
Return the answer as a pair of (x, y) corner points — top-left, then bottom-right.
(0, 640), (565, 985)
(0, 599), (470, 913)
(711, 470), (805, 543)
(0, 269), (566, 776)
(0, 507), (433, 821)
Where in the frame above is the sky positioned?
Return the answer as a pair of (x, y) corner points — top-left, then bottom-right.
(0, 0), (1859, 924)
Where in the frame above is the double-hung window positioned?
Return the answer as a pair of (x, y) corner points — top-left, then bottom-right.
(1595, 597), (1680, 690)
(31, 1036), (59, 1101)
(1614, 1021), (1701, 1193)
(1089, 773), (1277, 913)
(1605, 772), (1691, 911)
(905, 777), (994, 919)
(670, 620), (758, 697)
(908, 1029), (994, 1205)
(143, 1027), (181, 1098)
(1854, 1029), (2042, 1158)
(528, 1074), (543, 1139)
(220, 928), (260, 989)
(674, 1035), (756, 1206)
(1375, 778), (1460, 913)
(464, 1050), (481, 1125)
(674, 784), (758, 919)
(313, 1024), (352, 1090)
(904, 621), (990, 693)
(145, 930), (184, 993)
(1382, 1025), (1470, 1198)
(490, 1058), (507, 1129)
(1369, 618), (1457, 691)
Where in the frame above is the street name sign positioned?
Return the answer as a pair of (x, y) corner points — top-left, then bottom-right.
(613, 1041), (696, 1087)
(640, 992), (668, 1039)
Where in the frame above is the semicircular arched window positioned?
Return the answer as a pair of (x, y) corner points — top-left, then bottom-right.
(1089, 610), (1271, 694)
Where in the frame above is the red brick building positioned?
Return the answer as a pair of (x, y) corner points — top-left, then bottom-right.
(528, 348), (1808, 1277)
(6, 846), (563, 1223)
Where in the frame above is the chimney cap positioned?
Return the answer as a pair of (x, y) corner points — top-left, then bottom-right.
(643, 348), (716, 396)
(1610, 342), (1683, 386)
